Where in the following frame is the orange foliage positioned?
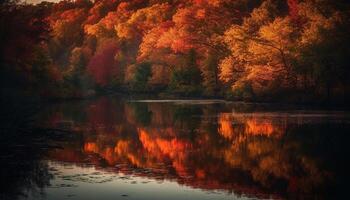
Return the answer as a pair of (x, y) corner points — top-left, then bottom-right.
(84, 0), (119, 25)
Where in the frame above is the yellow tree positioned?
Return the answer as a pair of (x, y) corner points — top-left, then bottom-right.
(219, 0), (297, 98)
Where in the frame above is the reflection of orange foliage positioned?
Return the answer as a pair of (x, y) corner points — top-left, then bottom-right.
(114, 140), (143, 167)
(195, 169), (206, 179)
(114, 140), (130, 155)
(218, 114), (235, 140)
(138, 128), (191, 160)
(218, 113), (284, 140)
(138, 128), (194, 178)
(103, 147), (115, 165)
(84, 142), (99, 153)
(245, 116), (285, 138)
(45, 97), (331, 199)
(157, 139), (190, 159)
(245, 119), (276, 137)
(172, 160), (189, 177)
(83, 140), (144, 167)
(138, 129), (159, 154)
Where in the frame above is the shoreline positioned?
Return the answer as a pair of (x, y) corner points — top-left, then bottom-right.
(40, 92), (350, 111)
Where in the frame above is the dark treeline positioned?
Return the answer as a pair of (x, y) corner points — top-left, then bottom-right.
(1, 0), (350, 104)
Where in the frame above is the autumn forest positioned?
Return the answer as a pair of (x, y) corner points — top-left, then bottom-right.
(1, 0), (349, 104)
(1, 1), (350, 200)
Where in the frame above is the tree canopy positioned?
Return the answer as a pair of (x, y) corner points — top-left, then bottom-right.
(1, 0), (349, 103)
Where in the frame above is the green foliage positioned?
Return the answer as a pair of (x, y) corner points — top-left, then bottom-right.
(172, 105), (202, 132)
(131, 62), (152, 91)
(231, 82), (255, 101)
(30, 47), (52, 85)
(202, 53), (219, 96)
(168, 49), (202, 96)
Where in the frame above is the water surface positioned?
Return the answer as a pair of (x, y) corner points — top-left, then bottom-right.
(13, 97), (350, 199)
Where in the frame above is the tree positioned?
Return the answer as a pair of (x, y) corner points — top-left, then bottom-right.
(115, 3), (171, 41)
(87, 40), (119, 86)
(0, 2), (51, 95)
(295, 0), (350, 102)
(202, 53), (219, 96)
(48, 7), (89, 68)
(169, 49), (202, 96)
(219, 0), (350, 102)
(63, 47), (93, 92)
(219, 0), (297, 98)
(3, 0), (349, 102)
(84, 0), (118, 25)
(131, 62), (152, 91)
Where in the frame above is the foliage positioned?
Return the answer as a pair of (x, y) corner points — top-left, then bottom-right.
(87, 40), (119, 86)
(202, 53), (219, 96)
(219, 0), (350, 103)
(169, 49), (202, 96)
(1, 0), (350, 103)
(131, 62), (152, 91)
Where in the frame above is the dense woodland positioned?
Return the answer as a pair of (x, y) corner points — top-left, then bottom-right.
(1, 0), (350, 104)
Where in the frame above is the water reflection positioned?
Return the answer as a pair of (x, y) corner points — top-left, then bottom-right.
(39, 97), (350, 199)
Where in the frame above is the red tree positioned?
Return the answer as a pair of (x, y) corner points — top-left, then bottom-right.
(87, 42), (119, 86)
(288, 0), (300, 24)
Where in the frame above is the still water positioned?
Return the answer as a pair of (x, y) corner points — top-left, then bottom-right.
(15, 97), (350, 199)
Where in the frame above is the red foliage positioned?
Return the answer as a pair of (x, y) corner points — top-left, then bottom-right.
(288, 0), (299, 23)
(0, 4), (50, 81)
(87, 42), (119, 86)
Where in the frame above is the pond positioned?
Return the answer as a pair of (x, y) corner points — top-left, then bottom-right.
(8, 96), (350, 199)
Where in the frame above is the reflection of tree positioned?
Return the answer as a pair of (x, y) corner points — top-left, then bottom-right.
(87, 97), (120, 133)
(220, 123), (350, 199)
(0, 99), (67, 200)
(172, 105), (202, 132)
(217, 113), (285, 140)
(43, 98), (350, 199)
(126, 102), (152, 126)
(1, 159), (52, 200)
